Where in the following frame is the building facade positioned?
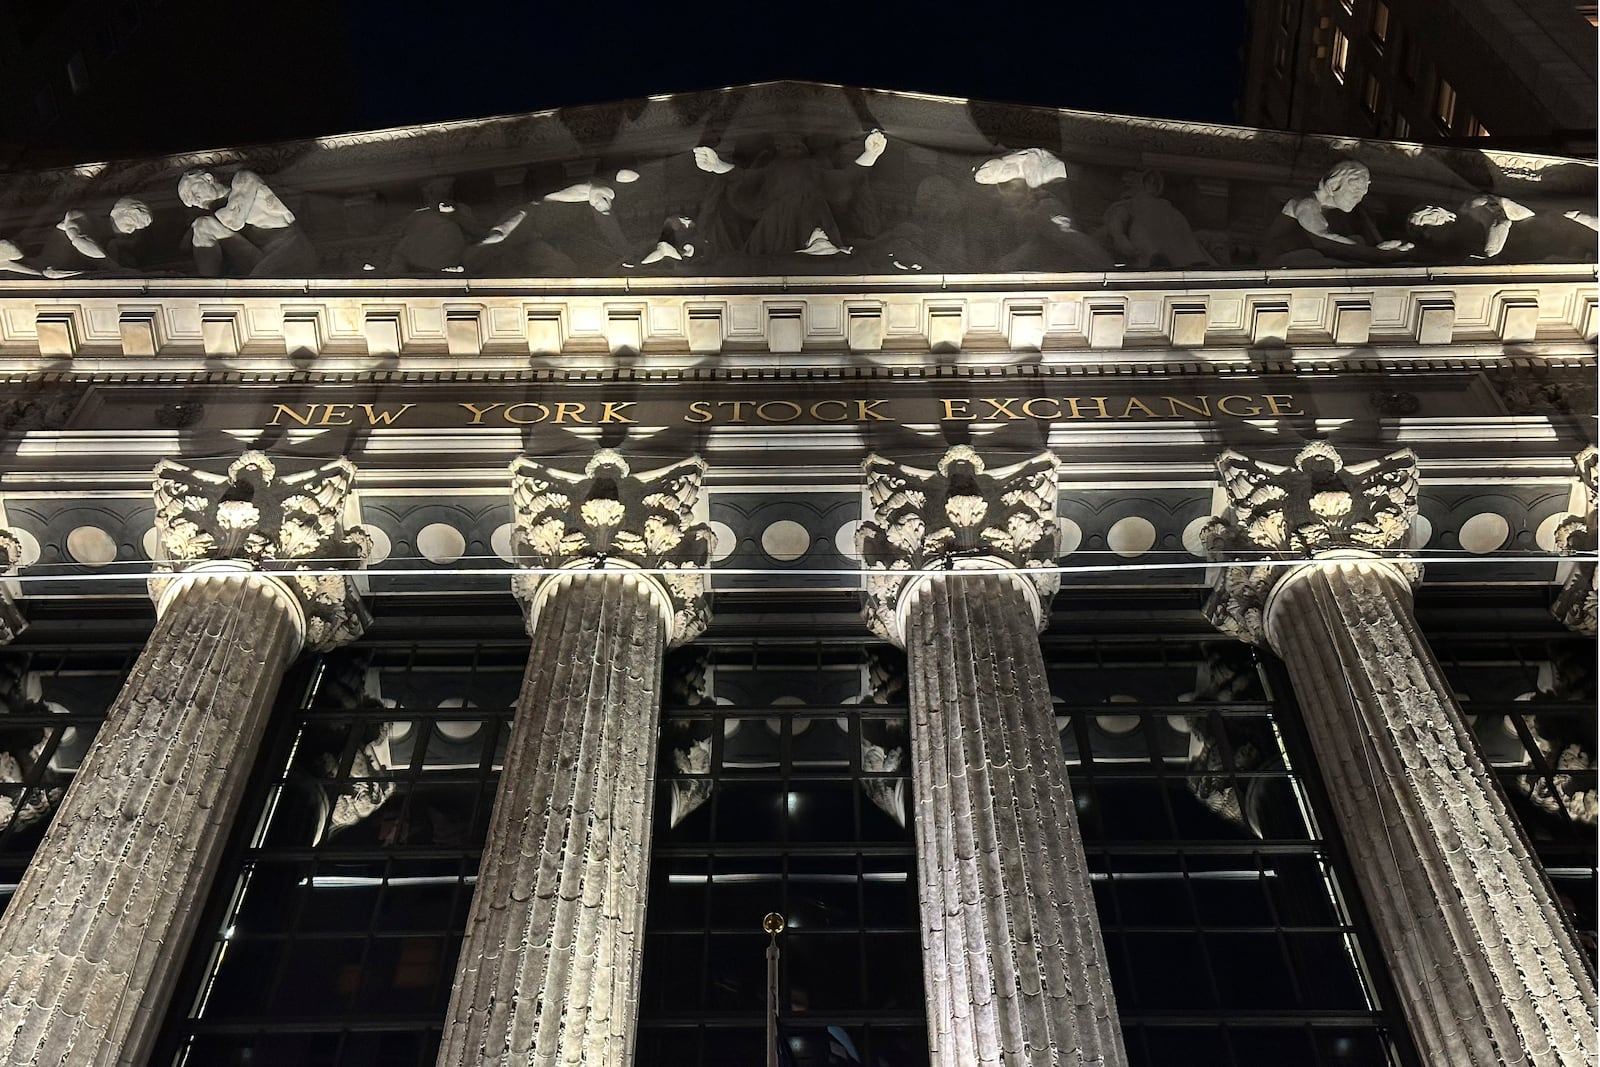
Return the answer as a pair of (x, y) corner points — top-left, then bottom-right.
(0, 82), (1593, 1066)
(1239, 0), (1596, 153)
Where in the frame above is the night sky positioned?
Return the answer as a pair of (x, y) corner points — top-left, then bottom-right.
(1, 0), (1250, 167)
(339, 0), (1249, 132)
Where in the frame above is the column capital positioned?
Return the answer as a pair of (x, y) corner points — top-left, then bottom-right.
(149, 450), (372, 652)
(859, 445), (1060, 645)
(1200, 442), (1420, 645)
(0, 528), (24, 644)
(509, 448), (712, 645)
(1552, 446), (1597, 635)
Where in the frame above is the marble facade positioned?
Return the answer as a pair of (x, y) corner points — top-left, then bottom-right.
(0, 83), (1592, 1066)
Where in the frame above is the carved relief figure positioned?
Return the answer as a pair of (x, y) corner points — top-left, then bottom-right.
(1098, 170), (1215, 268)
(39, 197), (153, 273)
(1264, 160), (1414, 265)
(179, 169), (319, 277)
(0, 239), (75, 278)
(465, 170), (638, 275)
(383, 177), (486, 274)
(973, 146), (1067, 188)
(994, 195), (1114, 271)
(691, 130), (886, 258)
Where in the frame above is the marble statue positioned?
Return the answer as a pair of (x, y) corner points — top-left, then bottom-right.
(383, 178), (485, 274)
(1408, 195), (1535, 259)
(179, 169), (319, 277)
(1098, 170), (1215, 268)
(1265, 160), (1414, 265)
(631, 215), (697, 267)
(995, 196), (1114, 272)
(465, 170), (638, 275)
(39, 197), (153, 274)
(973, 146), (1067, 188)
(691, 130), (885, 258)
(0, 240), (76, 279)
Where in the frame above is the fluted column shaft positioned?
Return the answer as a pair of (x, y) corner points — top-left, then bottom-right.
(1265, 558), (1597, 1067)
(904, 572), (1124, 1067)
(0, 573), (302, 1067)
(439, 572), (667, 1067)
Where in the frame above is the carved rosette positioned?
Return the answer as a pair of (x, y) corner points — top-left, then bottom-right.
(509, 449), (712, 645)
(858, 445), (1060, 645)
(1201, 442), (1420, 644)
(1551, 446), (1597, 635)
(149, 450), (372, 651)
(0, 528), (25, 644)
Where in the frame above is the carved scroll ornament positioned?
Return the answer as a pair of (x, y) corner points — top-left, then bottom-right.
(858, 444), (1060, 644)
(150, 450), (372, 651)
(1201, 442), (1420, 645)
(509, 448), (712, 644)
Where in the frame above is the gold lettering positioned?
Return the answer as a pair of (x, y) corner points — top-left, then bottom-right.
(756, 400), (803, 422)
(810, 399), (850, 422)
(318, 403), (354, 426)
(553, 402), (589, 424)
(459, 401), (503, 424)
(360, 403), (414, 426)
(1217, 395), (1264, 416)
(684, 401), (714, 423)
(1163, 396), (1211, 418)
(940, 398), (974, 421)
(981, 397), (1024, 419)
(1265, 394), (1306, 416)
(270, 403), (316, 426)
(600, 401), (637, 424)
(1121, 397), (1159, 418)
(1022, 397), (1062, 420)
(1062, 396), (1111, 419)
(855, 399), (890, 421)
(718, 401), (753, 423)
(504, 402), (551, 424)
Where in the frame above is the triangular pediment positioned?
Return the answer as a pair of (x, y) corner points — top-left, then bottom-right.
(0, 80), (1593, 281)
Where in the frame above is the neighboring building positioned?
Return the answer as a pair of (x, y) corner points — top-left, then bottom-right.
(1239, 0), (1597, 153)
(0, 82), (1593, 1067)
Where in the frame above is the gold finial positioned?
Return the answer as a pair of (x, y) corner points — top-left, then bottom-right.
(762, 912), (785, 937)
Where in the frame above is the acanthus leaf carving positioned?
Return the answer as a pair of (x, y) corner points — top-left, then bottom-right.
(1202, 442), (1421, 645)
(858, 445), (1059, 644)
(149, 449), (371, 651)
(509, 448), (711, 645)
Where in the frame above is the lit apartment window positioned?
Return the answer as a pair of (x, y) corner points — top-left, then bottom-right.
(1331, 30), (1351, 83)
(1363, 74), (1382, 115)
(1371, 1), (1391, 46)
(1434, 78), (1458, 130)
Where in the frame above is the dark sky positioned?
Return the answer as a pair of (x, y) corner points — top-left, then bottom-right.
(1, 0), (1250, 167)
(338, 0), (1249, 134)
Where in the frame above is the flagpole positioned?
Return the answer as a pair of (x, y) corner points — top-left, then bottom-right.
(763, 911), (784, 1067)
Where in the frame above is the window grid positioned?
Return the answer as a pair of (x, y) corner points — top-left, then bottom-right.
(1043, 635), (1416, 1067)
(160, 642), (528, 1067)
(641, 641), (927, 1067)
(0, 645), (138, 909)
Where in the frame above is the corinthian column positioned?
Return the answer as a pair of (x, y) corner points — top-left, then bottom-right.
(0, 451), (370, 1067)
(1551, 446), (1596, 635)
(860, 446), (1125, 1067)
(439, 449), (710, 1067)
(1202, 442), (1598, 1067)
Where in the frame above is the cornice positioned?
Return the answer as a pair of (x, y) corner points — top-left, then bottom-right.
(0, 268), (1592, 374)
